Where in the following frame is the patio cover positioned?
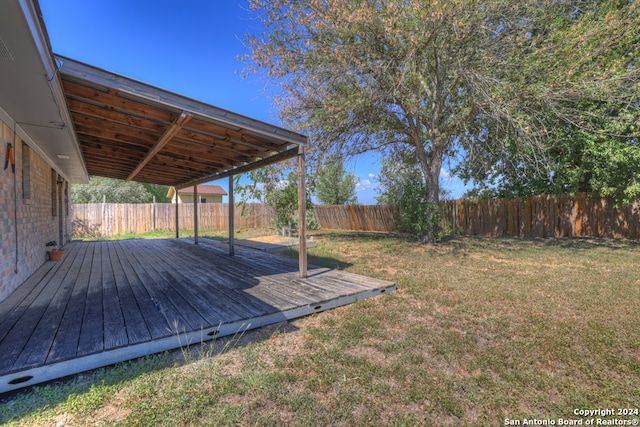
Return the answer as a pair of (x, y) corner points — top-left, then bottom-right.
(55, 55), (307, 189)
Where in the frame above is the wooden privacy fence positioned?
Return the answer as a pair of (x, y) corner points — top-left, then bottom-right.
(315, 193), (640, 239)
(72, 193), (640, 240)
(72, 203), (273, 237)
(313, 205), (398, 232)
(441, 193), (640, 239)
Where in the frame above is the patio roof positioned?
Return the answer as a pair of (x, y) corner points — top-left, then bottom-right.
(55, 55), (307, 188)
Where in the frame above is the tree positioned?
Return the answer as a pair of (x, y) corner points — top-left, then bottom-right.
(244, 0), (639, 241)
(235, 162), (313, 235)
(313, 156), (358, 205)
(142, 183), (172, 203)
(377, 151), (429, 236)
(377, 150), (450, 238)
(457, 1), (640, 204)
(71, 177), (153, 203)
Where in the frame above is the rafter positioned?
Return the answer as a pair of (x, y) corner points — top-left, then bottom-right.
(126, 111), (192, 181)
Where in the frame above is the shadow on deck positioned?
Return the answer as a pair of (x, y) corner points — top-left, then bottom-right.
(0, 239), (395, 394)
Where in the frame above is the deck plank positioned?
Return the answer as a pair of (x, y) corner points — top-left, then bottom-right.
(0, 262), (58, 331)
(161, 241), (282, 316)
(0, 250), (69, 345)
(111, 242), (168, 340)
(131, 240), (227, 325)
(47, 243), (93, 364)
(119, 242), (200, 334)
(193, 244), (340, 307)
(77, 243), (105, 357)
(125, 241), (211, 333)
(147, 242), (264, 322)
(101, 242), (128, 350)
(107, 243), (151, 345)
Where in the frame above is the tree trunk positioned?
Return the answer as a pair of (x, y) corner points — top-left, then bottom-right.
(418, 145), (444, 244)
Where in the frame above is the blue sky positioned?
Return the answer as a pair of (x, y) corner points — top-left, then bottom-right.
(40, 0), (468, 204)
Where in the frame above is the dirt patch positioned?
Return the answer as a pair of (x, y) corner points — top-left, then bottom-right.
(248, 235), (298, 244)
(93, 388), (132, 424)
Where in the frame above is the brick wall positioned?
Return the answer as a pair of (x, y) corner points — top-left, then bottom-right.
(0, 118), (73, 302)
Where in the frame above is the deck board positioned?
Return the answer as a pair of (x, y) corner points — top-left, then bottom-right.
(0, 239), (395, 393)
(78, 243), (105, 357)
(151, 245), (261, 322)
(111, 242), (167, 340)
(108, 243), (152, 345)
(47, 243), (93, 364)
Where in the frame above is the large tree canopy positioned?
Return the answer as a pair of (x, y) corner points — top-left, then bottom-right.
(71, 177), (155, 204)
(458, 1), (640, 203)
(245, 0), (639, 240)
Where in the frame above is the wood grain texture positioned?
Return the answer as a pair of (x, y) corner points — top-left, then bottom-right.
(58, 57), (305, 188)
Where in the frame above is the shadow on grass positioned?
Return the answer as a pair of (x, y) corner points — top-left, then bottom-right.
(312, 229), (640, 254)
(437, 234), (640, 252)
(535, 236), (640, 250)
(310, 230), (411, 243)
(279, 246), (353, 271)
(0, 321), (298, 424)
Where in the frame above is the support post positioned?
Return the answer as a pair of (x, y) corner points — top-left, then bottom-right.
(229, 175), (235, 256)
(152, 195), (156, 232)
(298, 146), (307, 278)
(175, 187), (179, 238)
(194, 185), (199, 245)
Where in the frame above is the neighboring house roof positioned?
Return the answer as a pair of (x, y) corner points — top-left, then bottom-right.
(1, 0), (307, 187)
(167, 185), (227, 199)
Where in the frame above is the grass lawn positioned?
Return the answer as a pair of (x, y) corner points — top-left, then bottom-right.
(1, 231), (639, 426)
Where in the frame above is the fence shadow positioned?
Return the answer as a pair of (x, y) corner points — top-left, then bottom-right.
(537, 236), (640, 251)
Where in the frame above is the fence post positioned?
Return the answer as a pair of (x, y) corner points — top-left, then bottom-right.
(575, 193), (582, 237)
(153, 196), (156, 232)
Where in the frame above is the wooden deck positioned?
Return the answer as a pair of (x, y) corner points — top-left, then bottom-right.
(0, 239), (395, 394)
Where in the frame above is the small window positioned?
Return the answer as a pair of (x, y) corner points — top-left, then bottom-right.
(200, 197), (207, 204)
(22, 142), (31, 200)
(51, 169), (57, 217)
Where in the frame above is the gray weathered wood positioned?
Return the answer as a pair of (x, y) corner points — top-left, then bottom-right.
(298, 146), (307, 278)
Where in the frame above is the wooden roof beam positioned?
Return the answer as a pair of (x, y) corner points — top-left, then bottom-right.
(176, 147), (300, 189)
(126, 111), (192, 181)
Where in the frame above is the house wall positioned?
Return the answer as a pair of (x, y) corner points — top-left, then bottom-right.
(0, 118), (73, 302)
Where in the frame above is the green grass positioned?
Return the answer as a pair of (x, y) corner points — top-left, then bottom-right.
(2, 231), (640, 426)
